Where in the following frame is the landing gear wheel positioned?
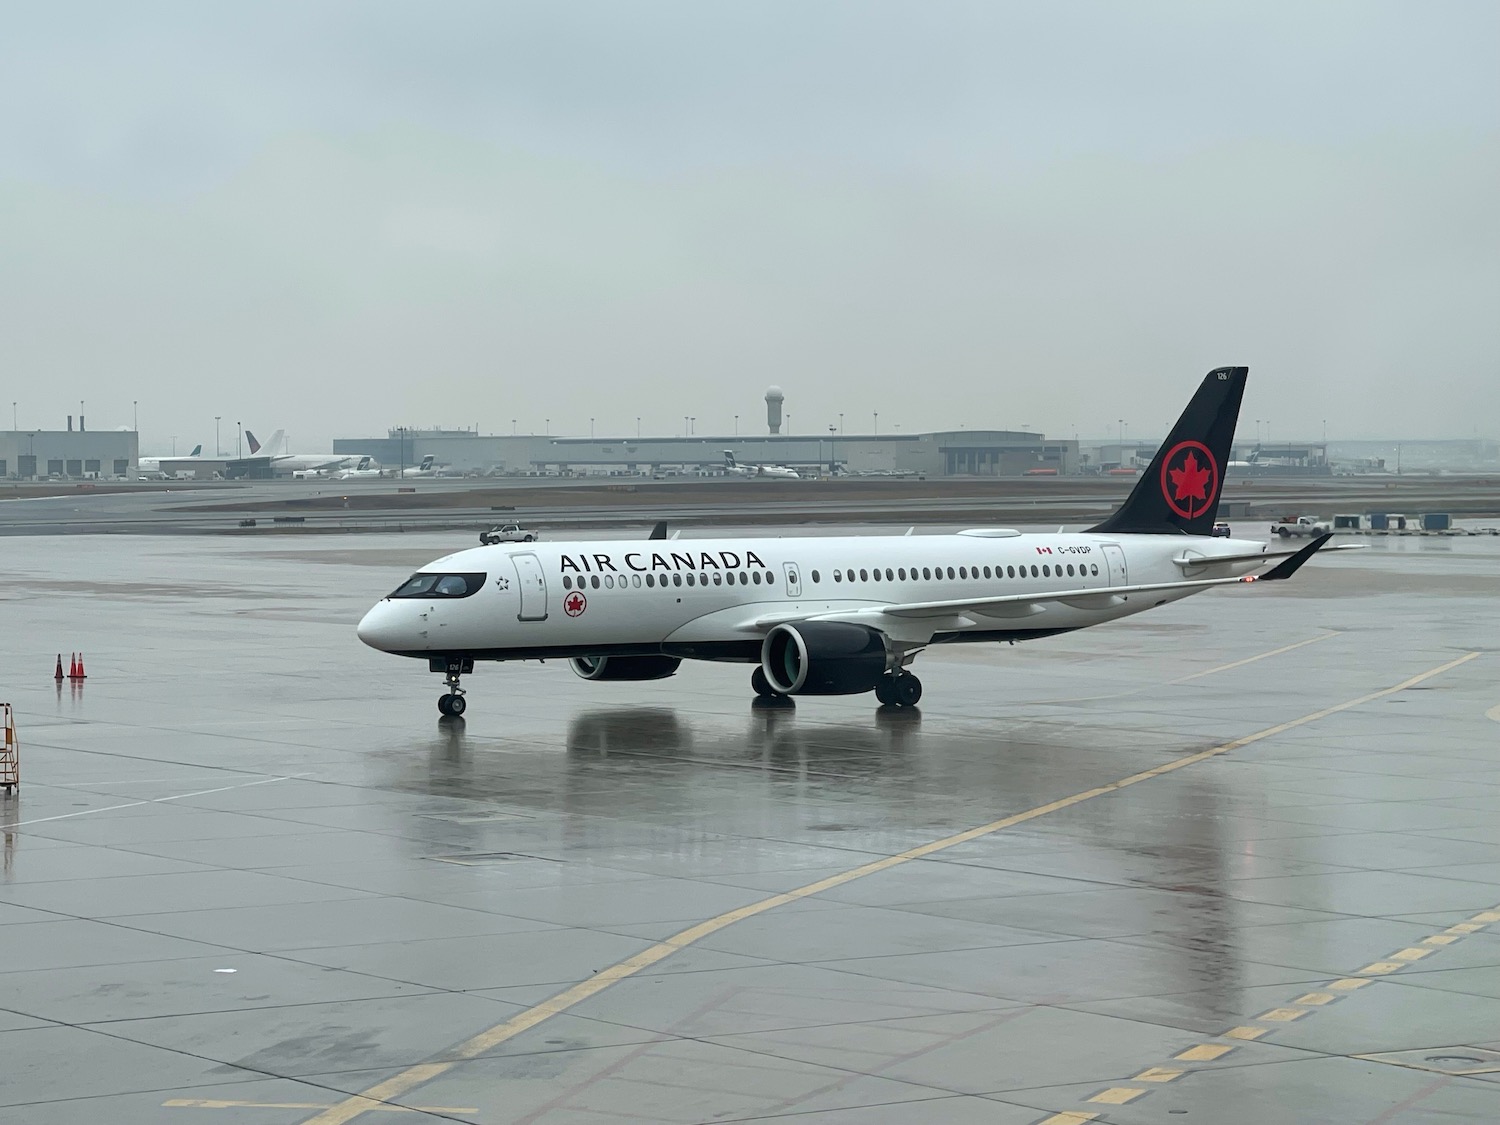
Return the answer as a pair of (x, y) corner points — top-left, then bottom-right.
(893, 672), (922, 708)
(874, 677), (897, 706)
(751, 666), (779, 698)
(445, 693), (467, 717)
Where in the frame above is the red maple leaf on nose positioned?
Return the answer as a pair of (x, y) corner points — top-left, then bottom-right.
(1168, 451), (1213, 509)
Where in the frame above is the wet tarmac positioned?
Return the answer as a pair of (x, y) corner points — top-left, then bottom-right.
(2, 532), (1499, 1124)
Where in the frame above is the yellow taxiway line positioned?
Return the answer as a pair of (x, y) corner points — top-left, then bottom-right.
(294, 650), (1479, 1125)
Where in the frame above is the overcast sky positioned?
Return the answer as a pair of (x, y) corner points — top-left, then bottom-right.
(2, 2), (1496, 452)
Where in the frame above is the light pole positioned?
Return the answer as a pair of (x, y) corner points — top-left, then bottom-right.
(828, 424), (836, 474)
(133, 400), (138, 431)
(512, 419), (516, 435)
(590, 417), (595, 439)
(237, 422), (242, 459)
(545, 417), (550, 434)
(683, 415), (688, 437)
(215, 416), (221, 456)
(689, 416), (695, 436)
(873, 411), (878, 436)
(839, 413), (843, 435)
(11, 402), (15, 430)
(636, 417), (641, 438)
(170, 436), (176, 455)
(786, 413), (791, 435)
(733, 414), (738, 436)
(398, 426), (406, 478)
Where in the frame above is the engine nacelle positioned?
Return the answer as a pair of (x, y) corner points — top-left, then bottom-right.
(570, 655), (682, 682)
(761, 622), (888, 695)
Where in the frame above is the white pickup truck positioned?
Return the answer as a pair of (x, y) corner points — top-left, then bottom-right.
(478, 523), (540, 545)
(1271, 515), (1331, 538)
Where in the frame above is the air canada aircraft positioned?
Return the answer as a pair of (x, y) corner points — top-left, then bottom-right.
(359, 367), (1343, 717)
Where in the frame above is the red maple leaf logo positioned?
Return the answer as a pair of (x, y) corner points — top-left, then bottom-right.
(564, 592), (586, 616)
(1168, 451), (1212, 511)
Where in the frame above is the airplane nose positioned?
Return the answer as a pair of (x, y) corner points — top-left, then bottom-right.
(357, 602), (410, 652)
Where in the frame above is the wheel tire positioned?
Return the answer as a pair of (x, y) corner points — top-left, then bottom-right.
(1277, 527), (1290, 538)
(874, 677), (897, 706)
(437, 694), (453, 716)
(447, 694), (467, 717)
(751, 666), (777, 698)
(523, 535), (534, 542)
(894, 673), (922, 708)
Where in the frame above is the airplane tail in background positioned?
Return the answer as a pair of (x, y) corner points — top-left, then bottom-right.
(419, 455), (435, 471)
(1088, 366), (1247, 536)
(723, 451), (738, 469)
(189, 444), (202, 457)
(263, 429), (286, 456)
(246, 431), (261, 455)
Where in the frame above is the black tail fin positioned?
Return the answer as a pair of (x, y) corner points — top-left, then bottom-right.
(1089, 366), (1247, 536)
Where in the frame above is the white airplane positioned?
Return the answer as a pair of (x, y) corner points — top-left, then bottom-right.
(136, 444), (202, 478)
(398, 455), (440, 478)
(223, 430), (375, 478)
(360, 368), (1344, 717)
(723, 451), (800, 479)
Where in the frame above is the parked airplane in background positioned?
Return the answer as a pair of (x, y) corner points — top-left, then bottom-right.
(399, 455), (440, 478)
(723, 451), (800, 479)
(360, 368), (1347, 717)
(223, 430), (375, 478)
(335, 457), (385, 480)
(136, 444), (202, 478)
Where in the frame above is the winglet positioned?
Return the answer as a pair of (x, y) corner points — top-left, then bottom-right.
(1244, 533), (1333, 582)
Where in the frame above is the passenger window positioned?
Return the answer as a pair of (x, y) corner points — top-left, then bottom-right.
(1042, 565), (1051, 577)
(946, 566), (955, 579)
(833, 570), (841, 582)
(726, 572), (736, 585)
(604, 574), (615, 589)
(562, 575), (573, 589)
(897, 568), (906, 580)
(591, 575), (601, 588)
(884, 568), (893, 581)
(740, 572), (749, 584)
(860, 569), (868, 581)
(752, 571), (762, 585)
(646, 574), (655, 587)
(699, 573), (707, 586)
(633, 574), (642, 587)
(1032, 565), (1041, 578)
(923, 567), (931, 580)
(766, 571), (775, 584)
(713, 572), (722, 585)
(983, 566), (991, 579)
(1092, 563), (1099, 576)
(872, 569), (881, 582)
(1067, 564), (1075, 577)
(811, 570), (820, 583)
(958, 566), (967, 580)
(1005, 565), (1014, 578)
(673, 573), (683, 587)
(686, 573), (695, 586)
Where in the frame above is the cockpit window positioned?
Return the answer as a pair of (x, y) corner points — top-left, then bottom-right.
(388, 572), (486, 599)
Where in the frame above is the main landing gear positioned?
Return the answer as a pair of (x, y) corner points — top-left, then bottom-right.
(874, 671), (922, 709)
(431, 656), (474, 719)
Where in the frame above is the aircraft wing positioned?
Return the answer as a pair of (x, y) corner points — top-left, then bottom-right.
(743, 535), (1336, 636)
(1172, 540), (1361, 569)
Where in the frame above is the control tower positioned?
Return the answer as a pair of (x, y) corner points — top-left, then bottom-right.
(764, 386), (784, 434)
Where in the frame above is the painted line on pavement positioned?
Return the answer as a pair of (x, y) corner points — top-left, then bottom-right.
(295, 651), (1479, 1125)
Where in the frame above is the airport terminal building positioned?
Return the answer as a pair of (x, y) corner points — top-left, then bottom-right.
(2, 427), (138, 480)
(333, 428), (1080, 478)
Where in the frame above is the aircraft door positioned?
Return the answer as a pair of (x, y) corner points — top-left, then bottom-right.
(512, 553), (548, 621)
(1102, 544), (1128, 586)
(783, 561), (802, 597)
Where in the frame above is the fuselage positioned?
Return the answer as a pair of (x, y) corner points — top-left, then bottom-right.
(357, 530), (1271, 662)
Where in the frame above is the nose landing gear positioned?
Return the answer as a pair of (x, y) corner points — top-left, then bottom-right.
(431, 656), (474, 718)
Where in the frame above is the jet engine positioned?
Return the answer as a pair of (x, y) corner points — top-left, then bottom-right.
(760, 621), (889, 695)
(570, 655), (682, 682)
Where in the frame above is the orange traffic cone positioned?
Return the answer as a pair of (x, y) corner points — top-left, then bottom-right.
(75, 654), (86, 679)
(54, 654), (65, 681)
